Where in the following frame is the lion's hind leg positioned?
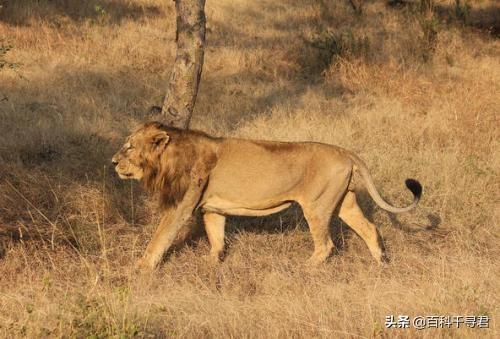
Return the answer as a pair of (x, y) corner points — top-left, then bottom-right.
(338, 191), (387, 264)
(301, 168), (352, 266)
(302, 207), (335, 266)
(203, 212), (226, 263)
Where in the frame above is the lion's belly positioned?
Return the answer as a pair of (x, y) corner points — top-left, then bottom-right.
(200, 195), (292, 216)
(199, 162), (301, 216)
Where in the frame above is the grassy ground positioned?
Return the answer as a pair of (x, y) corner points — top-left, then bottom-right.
(0, 0), (498, 337)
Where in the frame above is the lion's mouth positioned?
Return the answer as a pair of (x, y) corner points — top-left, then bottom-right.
(117, 171), (134, 179)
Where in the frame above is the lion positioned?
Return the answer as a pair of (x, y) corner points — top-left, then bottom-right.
(112, 122), (422, 269)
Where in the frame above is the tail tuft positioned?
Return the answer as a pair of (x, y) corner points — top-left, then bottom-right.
(405, 179), (422, 199)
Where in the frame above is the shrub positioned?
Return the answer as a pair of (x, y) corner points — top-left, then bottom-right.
(311, 29), (371, 70)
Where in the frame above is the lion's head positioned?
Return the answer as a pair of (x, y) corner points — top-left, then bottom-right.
(112, 122), (170, 182)
(113, 122), (213, 207)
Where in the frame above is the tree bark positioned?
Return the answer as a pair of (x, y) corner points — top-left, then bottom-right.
(160, 0), (206, 129)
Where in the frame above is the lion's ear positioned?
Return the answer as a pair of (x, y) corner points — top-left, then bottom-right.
(151, 131), (170, 147)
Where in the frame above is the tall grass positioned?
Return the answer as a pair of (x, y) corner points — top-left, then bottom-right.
(0, 0), (498, 337)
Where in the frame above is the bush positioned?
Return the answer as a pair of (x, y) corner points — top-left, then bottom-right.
(311, 29), (371, 70)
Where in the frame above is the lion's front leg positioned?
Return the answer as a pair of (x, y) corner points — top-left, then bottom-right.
(138, 176), (208, 270)
(138, 209), (190, 269)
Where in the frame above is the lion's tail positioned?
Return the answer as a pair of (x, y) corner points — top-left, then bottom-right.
(347, 152), (422, 213)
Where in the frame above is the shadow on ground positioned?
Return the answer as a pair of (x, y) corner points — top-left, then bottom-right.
(0, 0), (165, 26)
(388, 0), (499, 38)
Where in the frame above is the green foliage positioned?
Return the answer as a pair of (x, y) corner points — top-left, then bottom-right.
(94, 4), (106, 16)
(93, 3), (109, 25)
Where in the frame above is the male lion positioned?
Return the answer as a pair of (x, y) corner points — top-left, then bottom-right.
(112, 122), (422, 269)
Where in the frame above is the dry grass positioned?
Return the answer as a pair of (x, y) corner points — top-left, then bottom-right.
(0, 0), (499, 337)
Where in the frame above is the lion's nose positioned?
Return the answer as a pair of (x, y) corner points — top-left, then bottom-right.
(111, 158), (118, 166)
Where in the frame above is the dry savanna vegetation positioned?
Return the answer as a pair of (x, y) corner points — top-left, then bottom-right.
(0, 0), (499, 337)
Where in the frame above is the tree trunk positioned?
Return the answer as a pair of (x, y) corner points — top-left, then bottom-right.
(160, 0), (206, 129)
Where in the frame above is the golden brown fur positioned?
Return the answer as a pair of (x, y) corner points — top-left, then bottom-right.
(112, 122), (421, 269)
(113, 122), (218, 208)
